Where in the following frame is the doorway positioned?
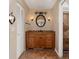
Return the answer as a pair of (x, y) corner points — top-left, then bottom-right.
(63, 12), (69, 59)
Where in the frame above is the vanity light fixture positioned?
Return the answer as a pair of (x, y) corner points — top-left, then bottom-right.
(30, 16), (34, 21)
(48, 19), (50, 21)
(31, 19), (33, 21)
(35, 12), (47, 15)
(9, 12), (16, 24)
(25, 22), (30, 25)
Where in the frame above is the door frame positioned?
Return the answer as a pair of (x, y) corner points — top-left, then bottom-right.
(16, 3), (25, 59)
(58, 0), (69, 58)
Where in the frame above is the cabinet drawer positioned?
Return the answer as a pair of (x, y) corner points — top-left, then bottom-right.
(26, 31), (55, 49)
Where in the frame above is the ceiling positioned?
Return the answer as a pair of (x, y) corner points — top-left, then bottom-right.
(25, 0), (57, 9)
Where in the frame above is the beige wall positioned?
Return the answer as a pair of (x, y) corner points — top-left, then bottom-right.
(17, 0), (30, 33)
(25, 9), (56, 31)
(9, 0), (17, 59)
(52, 0), (64, 57)
(16, 0), (29, 59)
(51, 0), (64, 57)
(17, 0), (29, 19)
(9, 0), (29, 59)
(51, 0), (60, 54)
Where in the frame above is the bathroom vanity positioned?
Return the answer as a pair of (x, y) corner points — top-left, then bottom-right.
(25, 31), (55, 49)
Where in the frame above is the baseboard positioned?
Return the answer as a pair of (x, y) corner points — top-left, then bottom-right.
(17, 49), (26, 59)
(55, 49), (63, 58)
(55, 49), (59, 57)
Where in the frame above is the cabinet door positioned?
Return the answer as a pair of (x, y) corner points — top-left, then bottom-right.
(33, 36), (40, 48)
(27, 37), (34, 48)
(40, 36), (46, 48)
(45, 33), (55, 48)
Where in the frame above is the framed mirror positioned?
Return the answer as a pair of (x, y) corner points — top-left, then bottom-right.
(36, 15), (46, 27)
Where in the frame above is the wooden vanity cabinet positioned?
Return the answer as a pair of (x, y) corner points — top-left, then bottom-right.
(25, 31), (55, 49)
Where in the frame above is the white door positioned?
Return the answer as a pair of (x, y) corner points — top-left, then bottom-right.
(16, 3), (25, 59)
